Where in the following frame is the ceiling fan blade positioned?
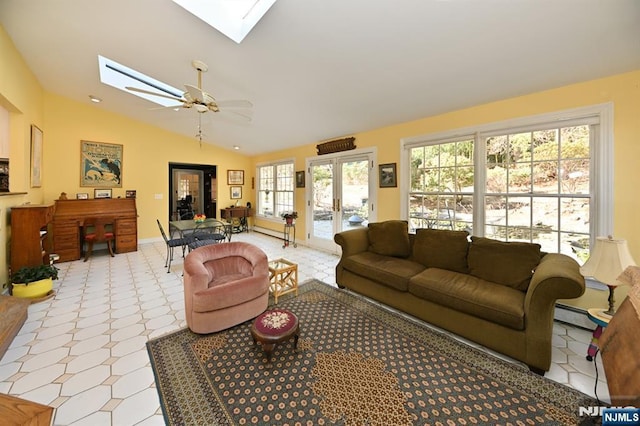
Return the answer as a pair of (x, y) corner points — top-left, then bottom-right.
(216, 100), (253, 109)
(125, 86), (186, 102)
(148, 104), (189, 111)
(184, 84), (205, 102)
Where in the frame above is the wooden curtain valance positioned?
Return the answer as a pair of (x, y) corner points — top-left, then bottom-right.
(316, 137), (356, 155)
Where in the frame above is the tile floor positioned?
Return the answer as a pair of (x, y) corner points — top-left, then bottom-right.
(0, 232), (610, 425)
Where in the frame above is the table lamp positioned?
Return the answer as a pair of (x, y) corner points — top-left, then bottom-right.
(580, 236), (636, 316)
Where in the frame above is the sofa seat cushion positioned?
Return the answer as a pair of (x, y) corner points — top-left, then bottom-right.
(409, 268), (525, 330)
(342, 252), (425, 292)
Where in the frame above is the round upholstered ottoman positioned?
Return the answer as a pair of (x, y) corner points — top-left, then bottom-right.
(250, 308), (299, 362)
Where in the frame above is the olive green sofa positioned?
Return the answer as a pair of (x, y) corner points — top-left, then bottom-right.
(334, 220), (585, 374)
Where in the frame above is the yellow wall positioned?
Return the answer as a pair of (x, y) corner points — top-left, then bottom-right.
(252, 70), (640, 262)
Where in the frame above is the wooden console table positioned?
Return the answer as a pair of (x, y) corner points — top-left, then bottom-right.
(52, 199), (138, 262)
(220, 207), (253, 233)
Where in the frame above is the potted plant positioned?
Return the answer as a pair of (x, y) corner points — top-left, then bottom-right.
(281, 212), (298, 225)
(11, 264), (59, 299)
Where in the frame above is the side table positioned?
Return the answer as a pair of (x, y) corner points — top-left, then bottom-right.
(586, 307), (611, 361)
(268, 258), (298, 304)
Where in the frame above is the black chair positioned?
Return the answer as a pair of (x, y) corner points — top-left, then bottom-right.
(157, 219), (190, 273)
(188, 219), (229, 251)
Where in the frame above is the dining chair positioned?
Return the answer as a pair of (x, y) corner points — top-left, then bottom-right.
(83, 217), (115, 262)
(157, 219), (191, 273)
(188, 219), (230, 251)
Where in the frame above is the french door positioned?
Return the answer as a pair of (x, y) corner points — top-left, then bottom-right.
(307, 150), (375, 252)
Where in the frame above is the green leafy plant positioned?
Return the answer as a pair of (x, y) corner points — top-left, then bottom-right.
(281, 212), (298, 220)
(11, 264), (59, 285)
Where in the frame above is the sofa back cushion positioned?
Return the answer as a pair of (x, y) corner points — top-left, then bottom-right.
(467, 236), (541, 291)
(368, 220), (411, 258)
(411, 229), (469, 273)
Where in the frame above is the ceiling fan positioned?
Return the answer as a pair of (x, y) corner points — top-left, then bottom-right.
(125, 60), (253, 122)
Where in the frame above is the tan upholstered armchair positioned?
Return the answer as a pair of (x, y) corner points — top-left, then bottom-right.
(183, 242), (270, 334)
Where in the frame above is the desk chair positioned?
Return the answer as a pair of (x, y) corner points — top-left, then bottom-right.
(157, 219), (191, 273)
(83, 217), (115, 262)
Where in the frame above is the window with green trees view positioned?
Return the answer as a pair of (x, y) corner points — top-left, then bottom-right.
(257, 161), (294, 219)
(405, 105), (612, 263)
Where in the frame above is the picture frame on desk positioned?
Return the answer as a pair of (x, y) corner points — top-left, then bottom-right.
(125, 190), (136, 198)
(94, 188), (112, 199)
(76, 193), (89, 200)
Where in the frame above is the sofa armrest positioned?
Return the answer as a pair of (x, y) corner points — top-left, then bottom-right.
(523, 253), (585, 369)
(334, 227), (369, 257)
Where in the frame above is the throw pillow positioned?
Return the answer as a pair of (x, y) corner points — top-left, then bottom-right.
(467, 236), (541, 291)
(411, 229), (470, 273)
(368, 220), (411, 258)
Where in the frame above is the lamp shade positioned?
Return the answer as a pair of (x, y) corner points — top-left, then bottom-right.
(580, 236), (636, 286)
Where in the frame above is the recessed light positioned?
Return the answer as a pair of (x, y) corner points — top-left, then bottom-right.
(233, 146), (240, 150)
(89, 95), (102, 103)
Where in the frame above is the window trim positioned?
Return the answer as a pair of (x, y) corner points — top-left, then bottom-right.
(400, 103), (613, 240)
(255, 158), (295, 221)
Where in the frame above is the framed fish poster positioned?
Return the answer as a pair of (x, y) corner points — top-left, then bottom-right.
(80, 140), (123, 188)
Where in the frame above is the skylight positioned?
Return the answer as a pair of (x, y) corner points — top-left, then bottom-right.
(171, 0), (277, 44)
(98, 55), (183, 108)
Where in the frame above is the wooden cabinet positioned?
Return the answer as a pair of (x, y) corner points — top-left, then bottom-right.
(220, 207), (253, 233)
(10, 204), (54, 274)
(53, 198), (138, 262)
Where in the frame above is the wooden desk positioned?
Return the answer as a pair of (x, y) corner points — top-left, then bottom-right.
(220, 207), (253, 233)
(52, 199), (137, 262)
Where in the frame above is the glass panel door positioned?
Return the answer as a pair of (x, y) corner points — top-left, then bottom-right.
(308, 153), (373, 252)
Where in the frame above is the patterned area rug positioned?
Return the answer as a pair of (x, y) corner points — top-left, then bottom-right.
(147, 280), (598, 425)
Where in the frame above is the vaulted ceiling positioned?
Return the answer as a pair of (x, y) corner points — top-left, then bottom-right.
(1, 1), (639, 155)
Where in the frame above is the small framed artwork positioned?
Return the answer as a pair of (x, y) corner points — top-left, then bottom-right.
(94, 188), (112, 199)
(227, 170), (244, 185)
(76, 193), (89, 200)
(230, 186), (242, 199)
(30, 125), (43, 188)
(379, 163), (397, 188)
(125, 190), (137, 198)
(296, 171), (305, 188)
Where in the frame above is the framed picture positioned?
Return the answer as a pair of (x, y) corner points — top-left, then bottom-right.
(296, 171), (305, 188)
(30, 125), (43, 188)
(227, 170), (244, 185)
(230, 185), (242, 199)
(94, 188), (112, 199)
(76, 193), (89, 200)
(80, 140), (123, 188)
(125, 190), (137, 198)
(379, 163), (397, 188)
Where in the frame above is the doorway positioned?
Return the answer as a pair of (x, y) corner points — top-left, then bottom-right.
(307, 150), (375, 252)
(169, 163), (217, 221)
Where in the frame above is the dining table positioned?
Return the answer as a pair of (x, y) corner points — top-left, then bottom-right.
(168, 219), (233, 243)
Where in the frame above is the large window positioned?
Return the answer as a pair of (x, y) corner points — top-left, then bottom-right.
(257, 161), (294, 218)
(404, 105), (612, 263)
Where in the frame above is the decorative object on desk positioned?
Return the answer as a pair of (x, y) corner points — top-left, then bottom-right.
(58, 192), (68, 200)
(378, 163), (397, 188)
(80, 140), (123, 188)
(125, 190), (136, 198)
(11, 264), (59, 299)
(281, 211), (297, 225)
(194, 213), (206, 223)
(227, 169), (244, 185)
(76, 192), (89, 199)
(230, 185), (242, 199)
(94, 188), (112, 199)
(316, 137), (355, 155)
(580, 235), (636, 316)
(295, 171), (305, 188)
(30, 124), (43, 188)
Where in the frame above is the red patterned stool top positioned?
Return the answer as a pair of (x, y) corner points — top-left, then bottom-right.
(254, 309), (297, 335)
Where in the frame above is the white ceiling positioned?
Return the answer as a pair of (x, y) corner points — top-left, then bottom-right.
(1, 0), (639, 155)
